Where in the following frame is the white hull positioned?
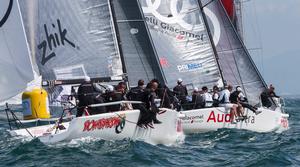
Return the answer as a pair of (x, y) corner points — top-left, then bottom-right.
(134, 108), (184, 145)
(181, 107), (289, 134)
(10, 109), (184, 145)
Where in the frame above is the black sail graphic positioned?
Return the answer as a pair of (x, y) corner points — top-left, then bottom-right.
(203, 0), (266, 105)
(110, 0), (164, 85)
(138, 0), (223, 89)
(19, 0), (124, 81)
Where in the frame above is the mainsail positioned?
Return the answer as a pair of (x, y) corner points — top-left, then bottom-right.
(139, 0), (223, 89)
(110, 0), (164, 85)
(0, 0), (34, 102)
(202, 0), (266, 105)
(19, 0), (124, 81)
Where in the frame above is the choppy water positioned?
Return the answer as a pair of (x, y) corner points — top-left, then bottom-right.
(0, 97), (299, 167)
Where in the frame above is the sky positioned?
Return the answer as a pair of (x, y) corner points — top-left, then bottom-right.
(242, 0), (300, 95)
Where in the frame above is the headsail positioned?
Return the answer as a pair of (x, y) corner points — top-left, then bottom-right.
(138, 0), (223, 89)
(0, 0), (34, 102)
(110, 0), (164, 85)
(19, 0), (124, 81)
(202, 0), (266, 105)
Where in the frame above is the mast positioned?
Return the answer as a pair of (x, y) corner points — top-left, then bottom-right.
(108, 0), (128, 83)
(136, 0), (167, 85)
(197, 0), (225, 86)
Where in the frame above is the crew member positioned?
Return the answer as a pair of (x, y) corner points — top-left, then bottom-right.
(173, 78), (188, 110)
(261, 84), (280, 108)
(76, 76), (95, 117)
(219, 84), (238, 124)
(192, 87), (205, 109)
(202, 86), (213, 107)
(212, 86), (219, 107)
(144, 82), (162, 124)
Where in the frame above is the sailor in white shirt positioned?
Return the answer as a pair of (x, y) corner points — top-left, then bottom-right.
(202, 86), (213, 107)
(218, 84), (238, 123)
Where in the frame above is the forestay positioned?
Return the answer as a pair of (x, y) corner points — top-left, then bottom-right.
(202, 0), (266, 105)
(138, 0), (223, 89)
(19, 0), (123, 81)
(0, 0), (34, 102)
(110, 0), (164, 85)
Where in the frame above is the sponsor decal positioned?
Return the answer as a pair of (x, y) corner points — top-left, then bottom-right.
(142, 0), (221, 44)
(177, 63), (202, 72)
(145, 16), (204, 41)
(207, 111), (255, 124)
(83, 114), (126, 134)
(0, 0), (13, 27)
(182, 115), (204, 124)
(38, 19), (77, 65)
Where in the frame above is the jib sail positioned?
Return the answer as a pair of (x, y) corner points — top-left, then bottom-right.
(202, 0), (266, 105)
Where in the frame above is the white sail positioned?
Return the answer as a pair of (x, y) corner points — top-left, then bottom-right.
(19, 0), (124, 81)
(0, 0), (34, 103)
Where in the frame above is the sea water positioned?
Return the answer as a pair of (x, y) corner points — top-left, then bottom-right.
(0, 97), (299, 167)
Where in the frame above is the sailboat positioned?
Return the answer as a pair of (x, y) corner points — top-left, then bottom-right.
(4, 0), (184, 145)
(138, 0), (289, 133)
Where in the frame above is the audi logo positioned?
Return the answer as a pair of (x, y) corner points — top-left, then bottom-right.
(141, 0), (220, 44)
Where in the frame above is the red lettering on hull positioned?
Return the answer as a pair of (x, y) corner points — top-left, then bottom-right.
(83, 115), (125, 132)
(207, 111), (231, 123)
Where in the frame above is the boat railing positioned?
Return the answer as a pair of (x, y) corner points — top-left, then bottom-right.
(88, 101), (143, 108)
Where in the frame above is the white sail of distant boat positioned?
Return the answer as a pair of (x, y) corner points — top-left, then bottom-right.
(138, 0), (289, 133)
(0, 0), (36, 104)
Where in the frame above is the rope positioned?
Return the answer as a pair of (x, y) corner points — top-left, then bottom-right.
(114, 112), (138, 125)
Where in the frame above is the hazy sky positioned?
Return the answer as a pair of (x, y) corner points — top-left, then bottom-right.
(242, 0), (300, 95)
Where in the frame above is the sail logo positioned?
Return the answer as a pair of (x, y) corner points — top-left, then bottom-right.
(38, 19), (76, 65)
(0, 0), (13, 28)
(177, 63), (202, 72)
(142, 0), (221, 45)
(145, 16), (204, 41)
